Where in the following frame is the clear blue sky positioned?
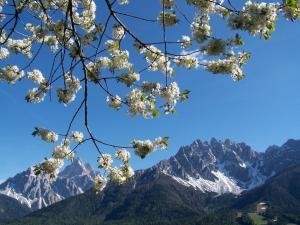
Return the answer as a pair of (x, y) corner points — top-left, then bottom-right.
(1, 1), (300, 182)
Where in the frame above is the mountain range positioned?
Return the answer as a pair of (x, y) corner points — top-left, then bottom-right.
(0, 158), (96, 210)
(2, 138), (300, 225)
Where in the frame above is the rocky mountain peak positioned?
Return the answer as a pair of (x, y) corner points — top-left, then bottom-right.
(0, 158), (96, 210)
(59, 158), (95, 178)
(155, 138), (300, 195)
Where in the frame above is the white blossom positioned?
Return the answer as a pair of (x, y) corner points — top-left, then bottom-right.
(108, 167), (127, 184)
(132, 137), (168, 158)
(201, 39), (226, 56)
(126, 89), (152, 118)
(180, 35), (192, 49)
(6, 38), (32, 57)
(105, 40), (119, 54)
(115, 149), (131, 162)
(141, 82), (161, 95)
(112, 25), (125, 40)
(0, 47), (9, 59)
(32, 127), (59, 143)
(107, 95), (122, 110)
(206, 52), (250, 81)
(0, 65), (24, 84)
(71, 131), (84, 143)
(120, 164), (134, 178)
(57, 72), (81, 105)
(52, 139), (74, 161)
(98, 154), (113, 169)
(191, 15), (211, 43)
(94, 175), (106, 193)
(34, 158), (64, 179)
(158, 12), (178, 26)
(173, 55), (199, 69)
(228, 1), (279, 39)
(25, 87), (46, 103)
(187, 0), (224, 13)
(109, 50), (132, 72)
(117, 0), (129, 5)
(27, 69), (46, 85)
(85, 61), (100, 83)
(160, 82), (180, 112)
(98, 57), (110, 68)
(118, 71), (140, 87)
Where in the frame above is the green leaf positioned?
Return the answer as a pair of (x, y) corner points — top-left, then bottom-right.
(152, 108), (160, 117)
(285, 0), (298, 8)
(181, 90), (191, 102)
(162, 136), (169, 143)
(235, 34), (244, 46)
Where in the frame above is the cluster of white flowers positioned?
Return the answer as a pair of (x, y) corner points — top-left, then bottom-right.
(57, 73), (81, 105)
(282, 3), (300, 20)
(187, 0), (224, 14)
(141, 82), (161, 95)
(132, 137), (168, 159)
(98, 154), (113, 169)
(118, 0), (129, 5)
(0, 47), (9, 59)
(124, 81), (182, 116)
(86, 61), (100, 83)
(34, 158), (64, 179)
(71, 131), (84, 143)
(191, 15), (211, 43)
(52, 139), (74, 161)
(105, 39), (132, 72)
(110, 50), (132, 72)
(125, 88), (153, 118)
(143, 45), (174, 76)
(108, 166), (130, 184)
(32, 127), (59, 143)
(105, 40), (120, 54)
(25, 70), (49, 103)
(107, 95), (122, 110)
(112, 25), (125, 40)
(27, 69), (46, 85)
(6, 38), (33, 58)
(25, 85), (49, 103)
(173, 55), (199, 69)
(228, 1), (279, 39)
(206, 52), (250, 81)
(158, 12), (179, 26)
(201, 39), (226, 56)
(73, 0), (97, 32)
(0, 65), (24, 84)
(118, 71), (140, 87)
(160, 82), (180, 112)
(115, 149), (131, 162)
(33, 129), (87, 178)
(180, 35), (192, 49)
(94, 174), (106, 193)
(96, 150), (134, 186)
(44, 35), (59, 52)
(98, 56), (110, 68)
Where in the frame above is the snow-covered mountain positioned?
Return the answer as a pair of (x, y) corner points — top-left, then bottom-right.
(2, 138), (300, 212)
(0, 159), (96, 210)
(152, 138), (300, 195)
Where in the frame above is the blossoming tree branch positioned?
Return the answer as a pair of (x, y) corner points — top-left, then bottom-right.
(0, 0), (299, 191)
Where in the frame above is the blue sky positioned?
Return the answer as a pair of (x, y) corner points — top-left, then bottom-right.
(1, 1), (300, 182)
